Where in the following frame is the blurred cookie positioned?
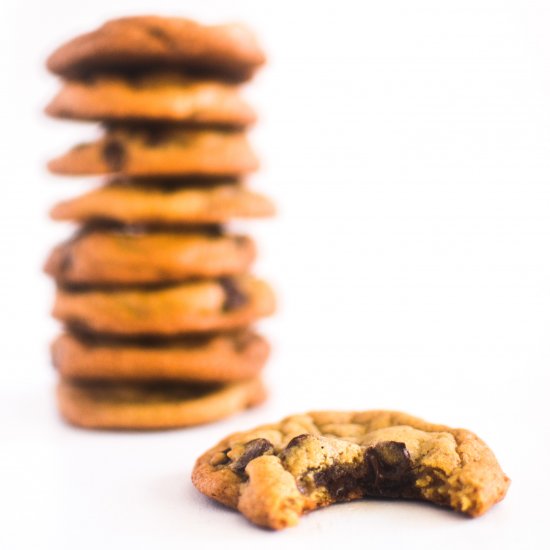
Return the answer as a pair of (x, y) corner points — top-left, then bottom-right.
(45, 226), (256, 285)
(50, 182), (275, 224)
(47, 127), (258, 177)
(52, 330), (269, 382)
(47, 16), (265, 81)
(57, 376), (267, 430)
(53, 276), (276, 335)
(192, 410), (510, 529)
(46, 73), (256, 126)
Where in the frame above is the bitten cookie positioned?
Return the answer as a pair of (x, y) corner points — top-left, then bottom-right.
(52, 330), (270, 382)
(47, 127), (258, 177)
(53, 276), (276, 335)
(46, 16), (266, 81)
(50, 182), (275, 225)
(192, 411), (510, 529)
(57, 376), (266, 429)
(45, 226), (256, 285)
(45, 73), (256, 126)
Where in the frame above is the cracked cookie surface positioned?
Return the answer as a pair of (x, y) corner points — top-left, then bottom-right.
(46, 16), (265, 81)
(192, 411), (510, 529)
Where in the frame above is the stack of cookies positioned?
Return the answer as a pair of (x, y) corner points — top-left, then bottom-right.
(44, 16), (275, 430)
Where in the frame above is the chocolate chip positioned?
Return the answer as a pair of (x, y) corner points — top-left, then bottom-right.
(219, 278), (247, 311)
(230, 438), (274, 477)
(311, 441), (414, 501)
(314, 462), (367, 501)
(363, 441), (413, 497)
(285, 434), (311, 450)
(102, 140), (126, 171)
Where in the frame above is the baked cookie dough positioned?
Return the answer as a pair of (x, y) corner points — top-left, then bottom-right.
(57, 375), (266, 429)
(46, 73), (256, 126)
(47, 127), (258, 177)
(46, 16), (265, 81)
(53, 276), (276, 335)
(192, 410), (510, 529)
(45, 226), (256, 285)
(50, 181), (275, 225)
(52, 330), (269, 382)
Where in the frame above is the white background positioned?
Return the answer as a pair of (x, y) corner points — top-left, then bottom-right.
(1, 0), (549, 548)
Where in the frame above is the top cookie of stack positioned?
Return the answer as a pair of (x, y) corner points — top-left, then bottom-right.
(45, 16), (275, 430)
(47, 16), (266, 173)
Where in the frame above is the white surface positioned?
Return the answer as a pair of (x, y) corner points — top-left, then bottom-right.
(1, 0), (549, 548)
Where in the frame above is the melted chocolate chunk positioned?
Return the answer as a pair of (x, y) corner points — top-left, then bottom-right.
(363, 441), (413, 497)
(219, 278), (248, 311)
(230, 438), (274, 477)
(285, 434), (312, 450)
(314, 461), (367, 501)
(102, 140), (126, 171)
(312, 441), (414, 501)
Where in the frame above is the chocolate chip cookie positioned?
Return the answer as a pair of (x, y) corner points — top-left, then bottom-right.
(48, 127), (258, 177)
(53, 276), (276, 336)
(50, 181), (275, 225)
(57, 376), (267, 429)
(45, 15), (273, 430)
(47, 16), (265, 81)
(52, 330), (269, 382)
(46, 73), (256, 126)
(45, 225), (256, 285)
(192, 411), (510, 529)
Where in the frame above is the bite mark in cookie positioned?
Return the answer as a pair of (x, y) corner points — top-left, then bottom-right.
(192, 411), (510, 529)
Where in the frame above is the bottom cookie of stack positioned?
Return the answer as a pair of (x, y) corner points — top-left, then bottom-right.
(57, 376), (266, 430)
